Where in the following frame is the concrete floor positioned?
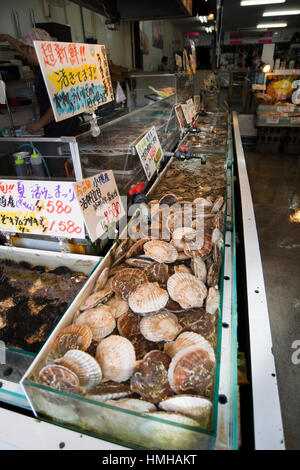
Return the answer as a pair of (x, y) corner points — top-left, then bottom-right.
(245, 149), (300, 450)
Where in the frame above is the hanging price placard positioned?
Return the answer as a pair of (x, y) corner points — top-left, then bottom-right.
(0, 180), (84, 238)
(135, 127), (163, 181)
(34, 41), (114, 122)
(73, 171), (125, 242)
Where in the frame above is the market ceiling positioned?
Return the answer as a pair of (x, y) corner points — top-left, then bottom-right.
(222, 0), (300, 32)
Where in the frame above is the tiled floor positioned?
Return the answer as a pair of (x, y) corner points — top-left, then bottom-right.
(245, 150), (300, 450)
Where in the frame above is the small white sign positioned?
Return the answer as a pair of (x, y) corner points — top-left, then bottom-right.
(73, 171), (125, 242)
(277, 106), (295, 113)
(135, 127), (163, 181)
(0, 179), (84, 238)
(290, 116), (300, 124)
(266, 116), (280, 124)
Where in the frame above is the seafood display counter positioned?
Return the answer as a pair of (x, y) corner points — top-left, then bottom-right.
(16, 110), (238, 450)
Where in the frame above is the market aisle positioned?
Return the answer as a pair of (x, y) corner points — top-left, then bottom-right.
(245, 150), (300, 450)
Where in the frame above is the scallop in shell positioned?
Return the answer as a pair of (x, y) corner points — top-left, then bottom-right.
(129, 333), (163, 360)
(75, 306), (116, 341)
(112, 268), (148, 300)
(140, 311), (182, 342)
(174, 265), (192, 275)
(86, 381), (132, 402)
(177, 308), (215, 342)
(159, 193), (178, 206)
(164, 332), (215, 362)
(52, 324), (92, 358)
(167, 273), (207, 309)
(38, 364), (80, 394)
(117, 310), (140, 338)
(172, 227), (196, 252)
(130, 350), (172, 403)
(96, 335), (136, 383)
(57, 350), (102, 390)
(193, 197), (213, 209)
(168, 346), (215, 395)
(158, 395), (212, 427)
(143, 240), (178, 264)
(106, 295), (128, 319)
(94, 267), (109, 292)
(144, 262), (169, 284)
(80, 289), (113, 311)
(125, 239), (149, 258)
(128, 282), (169, 315)
(191, 256), (207, 282)
(207, 262), (221, 287)
(106, 398), (156, 413)
(205, 287), (220, 315)
(212, 196), (224, 213)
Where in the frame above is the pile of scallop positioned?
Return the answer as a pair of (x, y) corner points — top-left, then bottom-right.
(37, 193), (225, 430)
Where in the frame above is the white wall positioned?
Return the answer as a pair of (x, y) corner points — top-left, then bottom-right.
(0, 0), (133, 68)
(142, 20), (184, 72)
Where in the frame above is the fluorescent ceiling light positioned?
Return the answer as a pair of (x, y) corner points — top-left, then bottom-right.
(257, 22), (287, 27)
(263, 10), (300, 16)
(241, 1), (286, 6)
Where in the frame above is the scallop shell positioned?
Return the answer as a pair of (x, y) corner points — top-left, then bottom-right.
(167, 273), (207, 309)
(57, 349), (102, 390)
(177, 308), (215, 341)
(130, 350), (172, 403)
(193, 197), (213, 209)
(144, 262), (169, 284)
(129, 333), (163, 360)
(96, 335), (136, 382)
(212, 227), (222, 245)
(38, 364), (80, 393)
(143, 240), (178, 264)
(124, 257), (153, 268)
(125, 239), (149, 258)
(80, 289), (113, 311)
(128, 282), (169, 315)
(52, 324), (93, 358)
(168, 346), (215, 395)
(174, 264), (192, 275)
(164, 332), (215, 361)
(205, 287), (220, 315)
(94, 267), (110, 292)
(191, 256), (207, 282)
(140, 311), (182, 342)
(159, 193), (178, 206)
(207, 262), (221, 287)
(106, 398), (157, 413)
(164, 298), (186, 313)
(106, 295), (128, 318)
(158, 395), (212, 426)
(212, 196), (224, 213)
(184, 230), (212, 259)
(112, 238), (133, 263)
(112, 268), (148, 300)
(172, 227), (196, 252)
(75, 306), (116, 341)
(86, 381), (132, 401)
(117, 310), (140, 338)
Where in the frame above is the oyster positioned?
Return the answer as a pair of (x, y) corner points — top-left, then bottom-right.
(164, 331), (215, 362)
(128, 282), (169, 315)
(52, 324), (92, 357)
(144, 262), (169, 284)
(167, 273), (207, 309)
(112, 268), (147, 300)
(205, 287), (220, 315)
(143, 240), (178, 264)
(130, 350), (172, 403)
(177, 308), (215, 342)
(140, 311), (182, 342)
(191, 256), (207, 282)
(168, 346), (215, 395)
(57, 349), (102, 390)
(75, 306), (116, 341)
(117, 310), (140, 338)
(38, 364), (80, 394)
(79, 289), (113, 311)
(106, 295), (128, 319)
(96, 335), (136, 382)
(158, 395), (212, 426)
(85, 381), (132, 401)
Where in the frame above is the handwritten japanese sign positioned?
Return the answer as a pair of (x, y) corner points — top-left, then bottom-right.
(135, 127), (163, 181)
(73, 171), (125, 242)
(181, 103), (193, 125)
(175, 104), (187, 131)
(34, 41), (114, 122)
(0, 180), (84, 238)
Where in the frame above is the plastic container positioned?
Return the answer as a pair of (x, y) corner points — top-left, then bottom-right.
(12, 151), (31, 176)
(30, 149), (46, 177)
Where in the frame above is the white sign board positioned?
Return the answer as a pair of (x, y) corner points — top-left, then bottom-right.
(135, 127), (163, 181)
(0, 179), (84, 238)
(34, 41), (114, 122)
(181, 103), (193, 124)
(73, 171), (125, 242)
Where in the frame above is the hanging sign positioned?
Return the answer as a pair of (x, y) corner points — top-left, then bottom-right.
(194, 95), (201, 113)
(135, 127), (163, 181)
(0, 180), (84, 238)
(73, 171), (125, 242)
(175, 54), (182, 68)
(187, 98), (196, 118)
(181, 103), (193, 124)
(33, 41), (114, 122)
